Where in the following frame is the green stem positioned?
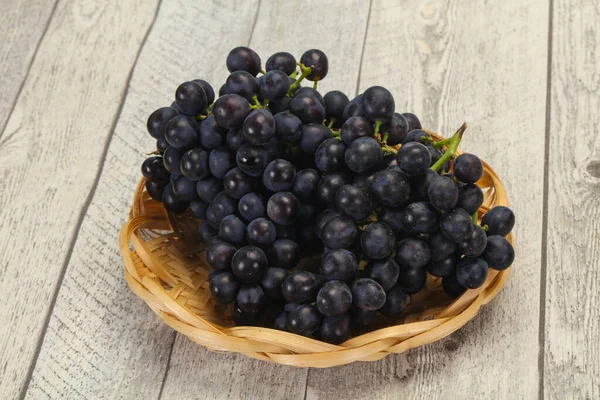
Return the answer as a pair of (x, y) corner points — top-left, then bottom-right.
(252, 96), (261, 107)
(373, 120), (382, 136)
(331, 129), (341, 137)
(382, 146), (397, 155)
(471, 211), (478, 224)
(197, 115), (208, 120)
(260, 69), (266, 75)
(482, 224), (489, 232)
(313, 80), (319, 90)
(263, 99), (270, 109)
(382, 132), (389, 144)
(287, 63), (312, 96)
(421, 136), (434, 145)
(328, 119), (336, 129)
(432, 136), (453, 149)
(430, 122), (468, 172)
(290, 70), (298, 79)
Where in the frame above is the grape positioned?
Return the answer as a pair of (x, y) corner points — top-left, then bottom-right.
(428, 146), (442, 166)
(274, 311), (288, 331)
(396, 266), (427, 294)
(314, 209), (341, 239)
(345, 137), (383, 173)
(364, 258), (400, 291)
(236, 284), (265, 313)
(442, 274), (466, 298)
(268, 239), (300, 269)
(402, 112), (422, 131)
(225, 70), (259, 101)
(317, 173), (351, 204)
(351, 279), (386, 310)
(163, 146), (185, 175)
(361, 222), (395, 260)
(246, 217), (276, 245)
(427, 176), (459, 212)
(198, 221), (218, 243)
(206, 206), (219, 229)
(410, 169), (439, 201)
(209, 191), (238, 224)
(455, 184), (483, 215)
(206, 240), (237, 270)
(456, 257), (488, 289)
(481, 206), (515, 237)
(209, 272), (240, 304)
(175, 81), (208, 116)
(236, 144), (269, 177)
(315, 138), (347, 173)
(267, 192), (300, 225)
(440, 208), (474, 242)
(362, 86), (395, 123)
(300, 49), (329, 81)
(219, 215), (246, 244)
(192, 79), (215, 105)
(156, 135), (169, 154)
(282, 271), (323, 303)
(317, 281), (353, 317)
(208, 146), (235, 179)
(269, 96), (292, 114)
(299, 123), (332, 153)
(453, 153), (484, 184)
(259, 70), (290, 100)
(218, 84), (227, 97)
(287, 304), (321, 336)
(274, 112), (302, 143)
(213, 94), (251, 129)
(141, 156), (170, 182)
(426, 254), (458, 277)
(353, 171), (377, 190)
(266, 52), (296, 75)
(231, 246), (268, 282)
(238, 192), (265, 221)
(263, 159), (296, 191)
(165, 115), (199, 149)
(295, 87), (325, 107)
(199, 115), (226, 149)
(223, 167), (256, 199)
(324, 90), (349, 123)
(343, 94), (364, 120)
(403, 201), (439, 233)
(180, 148), (210, 180)
(241, 109), (274, 145)
(147, 107), (179, 138)
(290, 95), (326, 124)
(458, 225), (488, 257)
(320, 248), (359, 281)
(226, 127), (247, 151)
(483, 235), (515, 270)
(146, 180), (167, 202)
(403, 129), (431, 145)
(428, 231), (457, 261)
(396, 142), (431, 176)
(380, 285), (408, 317)
(340, 116), (373, 145)
(380, 113), (409, 145)
(319, 315), (351, 344)
(226, 46), (261, 76)
(196, 177), (222, 203)
(351, 307), (376, 330)
(292, 168), (321, 203)
(395, 238), (431, 269)
(261, 268), (288, 298)
(172, 176), (199, 201)
(232, 302), (261, 326)
(370, 168), (411, 207)
(321, 215), (358, 250)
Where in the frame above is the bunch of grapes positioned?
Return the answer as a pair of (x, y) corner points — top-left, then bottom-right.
(140, 47), (516, 344)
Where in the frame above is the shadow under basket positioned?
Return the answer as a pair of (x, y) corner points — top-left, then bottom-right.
(120, 131), (514, 368)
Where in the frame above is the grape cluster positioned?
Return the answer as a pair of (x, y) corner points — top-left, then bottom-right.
(141, 47), (516, 344)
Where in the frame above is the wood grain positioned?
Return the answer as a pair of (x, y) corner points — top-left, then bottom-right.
(544, 1), (600, 398)
(0, 0), (159, 398)
(158, 1), (370, 398)
(0, 0), (56, 135)
(307, 0), (549, 398)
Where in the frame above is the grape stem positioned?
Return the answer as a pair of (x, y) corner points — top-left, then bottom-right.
(331, 129), (341, 137)
(313, 80), (319, 90)
(260, 69), (266, 75)
(471, 210), (478, 224)
(482, 224), (489, 232)
(373, 120), (382, 136)
(382, 132), (389, 144)
(382, 146), (397, 155)
(430, 122), (467, 172)
(287, 63), (312, 96)
(327, 119), (336, 129)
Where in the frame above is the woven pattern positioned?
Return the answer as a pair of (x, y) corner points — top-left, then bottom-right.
(120, 132), (514, 368)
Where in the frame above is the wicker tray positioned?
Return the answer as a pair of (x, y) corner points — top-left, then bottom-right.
(120, 131), (514, 368)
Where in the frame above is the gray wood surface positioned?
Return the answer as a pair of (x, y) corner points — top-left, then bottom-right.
(544, 0), (600, 399)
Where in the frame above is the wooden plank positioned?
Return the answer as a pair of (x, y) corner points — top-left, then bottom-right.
(544, 1), (600, 398)
(159, 1), (371, 398)
(306, 0), (549, 398)
(0, 0), (159, 398)
(0, 0), (56, 135)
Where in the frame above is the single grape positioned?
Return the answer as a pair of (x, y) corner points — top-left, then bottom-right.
(428, 231), (458, 262)
(381, 113), (409, 145)
(261, 267), (288, 299)
(320, 248), (359, 282)
(317, 281), (353, 317)
(362, 86), (395, 123)
(225, 70), (259, 101)
(267, 192), (300, 225)
(243, 109), (276, 145)
(259, 70), (290, 100)
(199, 115), (227, 149)
(395, 238), (431, 269)
(336, 184), (376, 220)
(322, 216), (358, 250)
(343, 94), (364, 120)
(269, 96), (292, 114)
(141, 156), (170, 182)
(172, 176), (199, 201)
(318, 315), (351, 344)
(290, 95), (326, 124)
(287, 304), (321, 336)
(396, 142), (431, 176)
(340, 116), (373, 145)
(213, 94), (251, 129)
(263, 159), (296, 192)
(300, 49), (329, 81)
(402, 129), (431, 145)
(481, 206), (515, 237)
(246, 217), (276, 245)
(315, 138), (347, 173)
(219, 215), (246, 244)
(458, 225), (488, 257)
(198, 221), (218, 243)
(396, 266), (427, 294)
(208, 146), (235, 179)
(223, 167), (256, 199)
(206, 240), (237, 270)
(156, 135), (169, 154)
(192, 79), (215, 105)
(427, 176), (459, 212)
(456, 184), (483, 215)
(402, 113), (422, 131)
(351, 278), (386, 310)
(274, 111), (302, 143)
(180, 148), (210, 180)
(266, 52), (296, 75)
(403, 201), (439, 233)
(238, 192), (265, 221)
(175, 81), (208, 116)
(440, 208), (474, 242)
(292, 168), (321, 203)
(324, 90), (349, 123)
(268, 238), (300, 269)
(426, 254), (458, 277)
(345, 137), (383, 173)
(380, 285), (408, 317)
(364, 258), (400, 291)
(226, 127), (247, 151)
(231, 246), (268, 282)
(163, 146), (185, 175)
(453, 153), (484, 184)
(196, 177), (222, 203)
(209, 272), (240, 304)
(483, 235), (515, 270)
(209, 191), (238, 224)
(370, 168), (411, 207)
(165, 115), (199, 149)
(146, 180), (167, 202)
(442, 274), (466, 298)
(282, 271), (323, 303)
(147, 107), (179, 138)
(236, 143), (270, 177)
(298, 123), (333, 153)
(226, 46), (261, 76)
(237, 284), (265, 312)
(456, 257), (489, 289)
(361, 222), (395, 260)
(317, 172), (351, 205)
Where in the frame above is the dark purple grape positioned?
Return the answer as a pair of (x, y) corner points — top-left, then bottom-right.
(453, 153), (484, 184)
(426, 254), (458, 277)
(267, 192), (300, 225)
(324, 90), (349, 123)
(370, 168), (411, 207)
(263, 159), (296, 192)
(403, 202), (439, 233)
(351, 307), (376, 330)
(175, 81), (208, 116)
(238, 192), (265, 221)
(381, 113), (409, 145)
(210, 272), (240, 304)
(317, 172), (350, 204)
(192, 79), (214, 105)
(397, 266), (427, 294)
(314, 209), (342, 240)
(364, 258), (400, 291)
(379, 207), (411, 238)
(290, 95), (326, 124)
(237, 284), (265, 312)
(189, 200), (208, 218)
(335, 184), (376, 220)
(165, 115), (199, 149)
(259, 70), (290, 100)
(292, 168), (321, 203)
(226, 46), (261, 76)
(320, 249), (359, 282)
(213, 94), (251, 129)
(236, 143), (269, 177)
(274, 111), (302, 143)
(287, 304), (321, 336)
(300, 49), (329, 81)
(428, 231), (457, 262)
(380, 285), (408, 317)
(268, 239), (300, 269)
(456, 257), (488, 289)
(402, 113), (422, 131)
(172, 176), (199, 201)
(231, 246), (268, 282)
(269, 96), (291, 114)
(208, 146), (235, 179)
(351, 278), (386, 310)
(146, 180), (167, 202)
(266, 52), (296, 75)
(427, 176), (459, 212)
(396, 142), (431, 176)
(353, 171), (377, 190)
(343, 94), (364, 120)
(361, 222), (395, 260)
(282, 271), (323, 303)
(246, 217), (276, 245)
(231, 302), (261, 326)
(458, 225), (488, 257)
(321, 216), (358, 250)
(225, 70), (259, 101)
(209, 191), (238, 224)
(410, 169), (440, 201)
(317, 281), (353, 317)
(457, 184), (484, 215)
(340, 116), (373, 145)
(206, 240), (237, 271)
(162, 184), (188, 214)
(442, 274), (466, 298)
(147, 107), (179, 138)
(319, 315), (351, 344)
(180, 148), (210, 180)
(226, 127), (247, 151)
(218, 215), (246, 244)
(395, 238), (431, 269)
(362, 86), (395, 123)
(440, 208), (474, 242)
(196, 177), (222, 203)
(261, 268), (288, 299)
(156, 135), (169, 154)
(481, 206), (515, 237)
(345, 137), (383, 173)
(243, 109), (276, 145)
(298, 123), (332, 153)
(199, 115), (226, 149)
(198, 221), (218, 243)
(223, 167), (256, 199)
(295, 87), (325, 107)
(163, 146), (185, 175)
(315, 138), (347, 173)
(483, 235), (515, 270)
(274, 311), (288, 331)
(141, 156), (170, 182)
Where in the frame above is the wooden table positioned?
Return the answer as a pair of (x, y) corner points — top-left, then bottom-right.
(0, 0), (598, 398)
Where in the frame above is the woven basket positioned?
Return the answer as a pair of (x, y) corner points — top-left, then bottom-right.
(120, 131), (514, 368)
